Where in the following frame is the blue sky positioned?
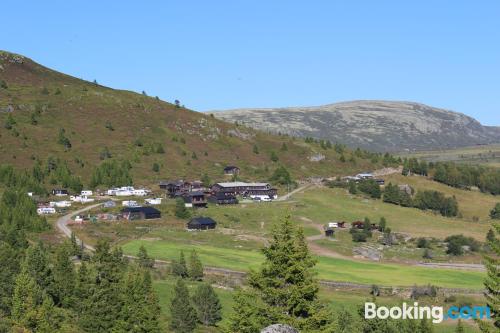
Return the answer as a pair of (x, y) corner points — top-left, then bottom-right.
(2, 1), (499, 124)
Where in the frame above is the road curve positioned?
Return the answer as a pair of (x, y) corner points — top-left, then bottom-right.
(55, 203), (102, 251)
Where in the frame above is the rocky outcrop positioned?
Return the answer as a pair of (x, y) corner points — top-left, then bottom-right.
(213, 100), (500, 152)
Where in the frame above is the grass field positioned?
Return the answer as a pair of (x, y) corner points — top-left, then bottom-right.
(399, 144), (500, 167)
(123, 239), (484, 289)
(152, 276), (483, 333)
(384, 174), (499, 222)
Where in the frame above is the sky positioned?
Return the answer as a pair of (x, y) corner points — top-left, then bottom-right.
(2, 1), (499, 125)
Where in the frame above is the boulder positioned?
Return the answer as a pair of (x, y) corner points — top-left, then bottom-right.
(261, 324), (299, 333)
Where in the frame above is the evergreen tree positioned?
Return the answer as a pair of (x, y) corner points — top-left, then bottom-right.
(117, 265), (161, 333)
(230, 215), (333, 330)
(348, 181), (357, 194)
(378, 217), (387, 232)
(137, 245), (154, 269)
(23, 242), (54, 298)
(455, 319), (465, 333)
(172, 251), (188, 278)
(175, 198), (191, 219)
(51, 244), (76, 308)
(481, 222), (499, 330)
(490, 203), (500, 219)
(418, 319), (434, 333)
(192, 283), (222, 326)
(188, 250), (204, 281)
(11, 267), (42, 330)
(169, 279), (198, 333)
(79, 241), (126, 332)
(226, 289), (271, 333)
(0, 241), (22, 316)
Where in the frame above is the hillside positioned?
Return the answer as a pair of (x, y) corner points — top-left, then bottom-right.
(0, 51), (381, 186)
(212, 100), (500, 152)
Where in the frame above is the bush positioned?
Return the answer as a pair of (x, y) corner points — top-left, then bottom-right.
(416, 238), (430, 249)
(490, 203), (500, 219)
(351, 231), (368, 242)
(357, 179), (381, 199)
(444, 234), (480, 255)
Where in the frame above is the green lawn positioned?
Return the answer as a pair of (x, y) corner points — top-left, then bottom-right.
(124, 240), (485, 289)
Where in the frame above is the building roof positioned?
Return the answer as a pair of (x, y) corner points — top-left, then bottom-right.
(189, 217), (217, 226)
(215, 182), (269, 188)
(224, 165), (239, 171)
(184, 191), (205, 197)
(121, 206), (161, 214)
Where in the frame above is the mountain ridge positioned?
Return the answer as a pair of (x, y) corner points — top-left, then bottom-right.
(212, 100), (500, 152)
(0, 51), (382, 185)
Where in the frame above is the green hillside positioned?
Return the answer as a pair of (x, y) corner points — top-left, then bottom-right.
(0, 51), (388, 187)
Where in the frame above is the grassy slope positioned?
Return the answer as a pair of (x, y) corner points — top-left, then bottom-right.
(153, 277), (481, 332)
(125, 239), (484, 289)
(383, 174), (498, 222)
(0, 50), (378, 186)
(399, 144), (500, 166)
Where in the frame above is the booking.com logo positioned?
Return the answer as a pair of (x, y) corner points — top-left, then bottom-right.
(365, 302), (491, 324)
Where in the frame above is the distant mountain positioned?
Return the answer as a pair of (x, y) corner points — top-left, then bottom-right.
(0, 51), (381, 184)
(212, 100), (500, 152)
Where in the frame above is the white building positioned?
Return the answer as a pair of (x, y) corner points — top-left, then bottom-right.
(145, 198), (162, 205)
(49, 201), (72, 208)
(37, 207), (56, 215)
(81, 190), (93, 196)
(122, 200), (139, 207)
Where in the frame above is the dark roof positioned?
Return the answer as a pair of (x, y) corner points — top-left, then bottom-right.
(189, 217), (217, 226)
(224, 165), (239, 171)
(121, 206), (161, 214)
(184, 191), (205, 197)
(213, 191), (236, 199)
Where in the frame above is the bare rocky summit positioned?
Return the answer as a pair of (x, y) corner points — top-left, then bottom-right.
(213, 100), (500, 152)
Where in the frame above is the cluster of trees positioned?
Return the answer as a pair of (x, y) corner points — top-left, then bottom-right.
(414, 190), (459, 217)
(168, 251), (222, 331)
(444, 234), (481, 256)
(354, 179), (382, 199)
(89, 159), (132, 188)
(1, 159), (83, 194)
(0, 183), (162, 332)
(175, 198), (191, 219)
(269, 165), (295, 186)
(382, 183), (412, 207)
(382, 183), (459, 217)
(404, 159), (500, 195)
(402, 158), (428, 176)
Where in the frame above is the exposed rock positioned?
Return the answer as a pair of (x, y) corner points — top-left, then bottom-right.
(261, 324), (299, 333)
(308, 153), (325, 162)
(212, 100), (500, 152)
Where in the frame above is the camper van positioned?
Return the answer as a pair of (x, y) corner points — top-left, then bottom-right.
(37, 207), (56, 215)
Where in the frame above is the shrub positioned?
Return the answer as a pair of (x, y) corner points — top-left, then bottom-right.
(490, 203), (500, 219)
(417, 238), (430, 249)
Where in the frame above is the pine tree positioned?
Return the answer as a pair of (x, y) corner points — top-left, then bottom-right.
(348, 181), (357, 194)
(480, 222), (499, 330)
(11, 267), (42, 330)
(117, 265), (161, 333)
(230, 215), (332, 330)
(188, 250), (204, 281)
(175, 198), (191, 219)
(418, 319), (434, 333)
(172, 251), (188, 278)
(191, 283), (222, 326)
(52, 244), (76, 307)
(455, 319), (465, 333)
(70, 232), (83, 258)
(378, 217), (387, 232)
(169, 279), (198, 333)
(226, 290), (270, 333)
(137, 245), (154, 269)
(79, 241), (126, 332)
(23, 242), (54, 298)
